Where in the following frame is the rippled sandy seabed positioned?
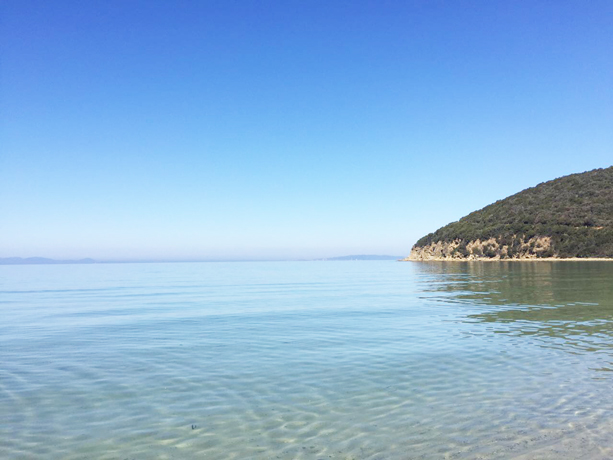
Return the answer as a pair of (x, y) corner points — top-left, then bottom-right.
(1, 261), (613, 459)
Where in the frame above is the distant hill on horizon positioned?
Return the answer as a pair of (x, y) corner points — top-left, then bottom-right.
(407, 166), (613, 260)
(0, 257), (97, 265)
(319, 255), (402, 261)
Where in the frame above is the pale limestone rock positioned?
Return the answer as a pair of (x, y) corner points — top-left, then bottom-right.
(405, 236), (553, 261)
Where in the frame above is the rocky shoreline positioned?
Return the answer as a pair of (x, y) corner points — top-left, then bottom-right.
(404, 236), (613, 261)
(402, 257), (613, 261)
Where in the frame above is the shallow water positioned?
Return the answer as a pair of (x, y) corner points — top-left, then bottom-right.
(1, 261), (612, 459)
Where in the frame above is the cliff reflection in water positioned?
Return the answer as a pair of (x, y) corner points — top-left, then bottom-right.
(416, 261), (613, 365)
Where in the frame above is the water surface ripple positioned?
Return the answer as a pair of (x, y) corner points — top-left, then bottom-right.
(1, 261), (612, 459)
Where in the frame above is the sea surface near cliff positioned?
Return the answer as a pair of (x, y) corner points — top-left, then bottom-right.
(1, 261), (613, 459)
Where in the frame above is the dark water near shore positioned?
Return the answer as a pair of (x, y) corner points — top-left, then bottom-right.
(1, 261), (613, 459)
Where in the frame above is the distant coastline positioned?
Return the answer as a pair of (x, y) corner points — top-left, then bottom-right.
(317, 255), (402, 261)
(0, 257), (97, 265)
(0, 255), (403, 265)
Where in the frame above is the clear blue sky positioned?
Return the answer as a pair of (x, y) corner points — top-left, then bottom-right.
(1, 1), (611, 260)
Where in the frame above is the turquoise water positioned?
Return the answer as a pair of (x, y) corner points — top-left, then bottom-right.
(1, 261), (613, 459)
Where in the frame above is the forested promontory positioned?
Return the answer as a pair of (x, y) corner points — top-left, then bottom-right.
(407, 167), (613, 260)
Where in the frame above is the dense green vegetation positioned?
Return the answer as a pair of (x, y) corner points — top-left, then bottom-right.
(415, 167), (613, 258)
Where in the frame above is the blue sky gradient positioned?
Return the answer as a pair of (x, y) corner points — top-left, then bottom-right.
(2, 1), (612, 260)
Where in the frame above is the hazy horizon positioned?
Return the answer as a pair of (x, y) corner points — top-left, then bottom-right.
(0, 253), (404, 263)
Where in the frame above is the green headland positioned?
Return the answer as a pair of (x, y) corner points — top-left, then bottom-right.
(407, 166), (613, 261)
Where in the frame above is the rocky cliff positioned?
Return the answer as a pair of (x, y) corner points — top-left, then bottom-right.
(407, 236), (552, 260)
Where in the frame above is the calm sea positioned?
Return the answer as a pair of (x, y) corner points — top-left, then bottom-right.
(1, 261), (612, 459)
